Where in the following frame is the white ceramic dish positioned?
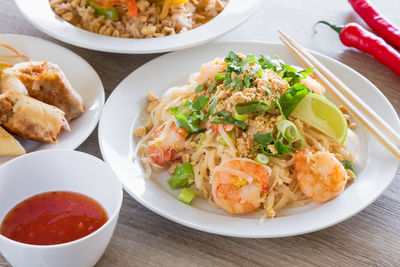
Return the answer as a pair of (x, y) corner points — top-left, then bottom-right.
(14, 0), (262, 54)
(0, 150), (123, 267)
(0, 34), (104, 166)
(98, 41), (400, 238)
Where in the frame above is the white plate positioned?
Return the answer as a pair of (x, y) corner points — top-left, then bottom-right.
(14, 0), (262, 54)
(0, 34), (104, 165)
(98, 42), (400, 238)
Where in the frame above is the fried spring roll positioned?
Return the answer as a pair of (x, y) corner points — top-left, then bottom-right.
(0, 74), (28, 94)
(0, 92), (70, 144)
(2, 61), (84, 121)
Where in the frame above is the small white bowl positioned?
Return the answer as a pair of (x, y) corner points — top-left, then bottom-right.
(0, 150), (123, 267)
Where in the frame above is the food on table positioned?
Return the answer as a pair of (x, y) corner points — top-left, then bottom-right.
(49, 0), (229, 39)
(0, 43), (85, 156)
(0, 191), (108, 245)
(316, 21), (400, 76)
(348, 0), (400, 50)
(135, 51), (358, 218)
(0, 126), (25, 156)
(2, 61), (84, 121)
(0, 92), (70, 144)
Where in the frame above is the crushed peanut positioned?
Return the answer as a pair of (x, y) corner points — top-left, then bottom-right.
(134, 126), (147, 136)
(147, 92), (159, 102)
(147, 101), (159, 112)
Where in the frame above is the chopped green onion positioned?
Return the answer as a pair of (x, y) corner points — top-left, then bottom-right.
(235, 100), (273, 115)
(210, 111), (247, 130)
(196, 133), (206, 148)
(233, 109), (249, 121)
(277, 120), (298, 142)
(167, 163), (194, 189)
(178, 188), (196, 204)
(255, 154), (269, 165)
(276, 120), (305, 149)
(194, 84), (204, 93)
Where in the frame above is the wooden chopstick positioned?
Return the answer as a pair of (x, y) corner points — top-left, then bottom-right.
(277, 29), (400, 160)
(278, 28), (400, 145)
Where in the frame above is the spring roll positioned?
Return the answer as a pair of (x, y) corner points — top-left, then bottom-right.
(0, 126), (26, 156)
(2, 61), (84, 121)
(0, 74), (28, 94)
(0, 92), (70, 144)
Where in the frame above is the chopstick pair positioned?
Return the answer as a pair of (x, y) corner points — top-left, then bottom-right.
(277, 29), (400, 160)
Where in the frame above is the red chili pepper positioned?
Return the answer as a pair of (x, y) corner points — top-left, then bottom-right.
(317, 21), (400, 77)
(348, 0), (400, 50)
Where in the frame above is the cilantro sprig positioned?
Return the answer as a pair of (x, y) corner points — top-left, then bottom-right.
(170, 95), (212, 137)
(224, 52), (257, 74)
(251, 133), (291, 157)
(224, 74), (243, 92)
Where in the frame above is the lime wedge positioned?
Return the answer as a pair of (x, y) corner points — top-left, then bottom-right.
(291, 93), (348, 144)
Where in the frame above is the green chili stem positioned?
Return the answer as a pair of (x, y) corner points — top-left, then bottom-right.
(315, 21), (344, 35)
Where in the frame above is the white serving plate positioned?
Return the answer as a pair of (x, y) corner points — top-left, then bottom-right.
(98, 41), (400, 238)
(14, 0), (262, 54)
(0, 34), (104, 165)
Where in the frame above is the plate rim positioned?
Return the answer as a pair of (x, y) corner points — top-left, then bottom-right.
(14, 0), (263, 54)
(98, 41), (400, 238)
(0, 33), (105, 162)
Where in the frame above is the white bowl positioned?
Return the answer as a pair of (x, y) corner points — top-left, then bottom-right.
(14, 0), (262, 53)
(0, 150), (123, 267)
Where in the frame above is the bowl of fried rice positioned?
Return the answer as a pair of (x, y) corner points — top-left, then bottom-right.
(15, 0), (263, 53)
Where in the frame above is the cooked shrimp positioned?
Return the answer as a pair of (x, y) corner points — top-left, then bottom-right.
(300, 74), (325, 96)
(197, 58), (226, 84)
(294, 148), (348, 204)
(211, 158), (270, 214)
(147, 121), (187, 165)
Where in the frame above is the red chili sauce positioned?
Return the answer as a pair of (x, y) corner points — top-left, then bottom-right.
(0, 191), (108, 245)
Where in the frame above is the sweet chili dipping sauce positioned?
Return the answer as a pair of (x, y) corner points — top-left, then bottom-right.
(0, 191), (108, 245)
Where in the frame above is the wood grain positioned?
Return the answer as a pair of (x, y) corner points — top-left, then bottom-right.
(1, 0), (400, 266)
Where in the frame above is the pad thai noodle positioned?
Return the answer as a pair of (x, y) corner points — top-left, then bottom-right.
(134, 51), (358, 220)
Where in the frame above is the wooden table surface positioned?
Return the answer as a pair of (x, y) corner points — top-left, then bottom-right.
(1, 0), (400, 266)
